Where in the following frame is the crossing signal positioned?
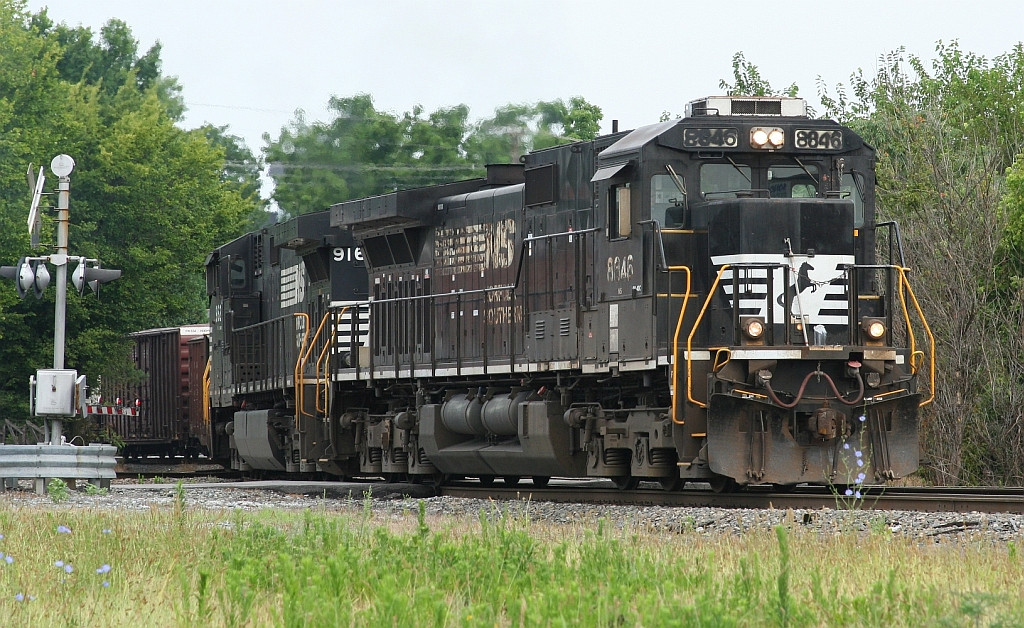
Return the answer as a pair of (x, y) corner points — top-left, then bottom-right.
(0, 257), (50, 299)
(71, 259), (121, 297)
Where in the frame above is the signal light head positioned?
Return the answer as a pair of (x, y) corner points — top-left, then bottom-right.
(17, 259), (33, 296)
(8, 257), (50, 299)
(72, 258), (121, 297)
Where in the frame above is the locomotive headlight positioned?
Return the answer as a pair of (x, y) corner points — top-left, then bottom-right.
(750, 127), (784, 149)
(862, 317), (886, 343)
(742, 317), (766, 342)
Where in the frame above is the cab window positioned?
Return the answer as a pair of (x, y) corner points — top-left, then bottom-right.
(608, 183), (631, 239)
(651, 173), (686, 227)
(767, 165), (819, 198)
(700, 163), (751, 199)
(841, 173), (865, 227)
(229, 258), (247, 292)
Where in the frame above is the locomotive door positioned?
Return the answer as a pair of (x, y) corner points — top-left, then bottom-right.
(592, 175), (655, 367)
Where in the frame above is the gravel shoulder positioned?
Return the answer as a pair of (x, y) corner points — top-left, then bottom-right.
(0, 478), (1020, 544)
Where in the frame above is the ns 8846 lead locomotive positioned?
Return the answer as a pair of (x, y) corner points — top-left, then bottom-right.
(215, 95), (933, 491)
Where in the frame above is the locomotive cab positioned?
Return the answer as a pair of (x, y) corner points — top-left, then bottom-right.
(583, 95), (931, 488)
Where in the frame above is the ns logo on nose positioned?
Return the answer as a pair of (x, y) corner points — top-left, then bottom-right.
(711, 254), (853, 325)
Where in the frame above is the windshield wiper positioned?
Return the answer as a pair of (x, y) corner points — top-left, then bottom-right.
(791, 156), (819, 186)
(665, 164), (687, 202)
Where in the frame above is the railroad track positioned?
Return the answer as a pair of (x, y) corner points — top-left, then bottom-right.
(438, 481), (1024, 514)
(115, 459), (238, 480)
(111, 460), (1024, 514)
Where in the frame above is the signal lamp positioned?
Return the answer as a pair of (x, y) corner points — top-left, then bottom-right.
(72, 258), (121, 297)
(4, 257), (51, 299)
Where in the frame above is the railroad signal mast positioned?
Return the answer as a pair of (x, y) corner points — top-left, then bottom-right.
(0, 155), (122, 443)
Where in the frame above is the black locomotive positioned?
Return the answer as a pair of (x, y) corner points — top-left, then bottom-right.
(189, 95), (934, 490)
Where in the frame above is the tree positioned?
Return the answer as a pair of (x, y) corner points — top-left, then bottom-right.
(201, 124), (271, 228)
(719, 52), (799, 98)
(0, 6), (258, 420)
(265, 94), (604, 216)
(819, 42), (1024, 484)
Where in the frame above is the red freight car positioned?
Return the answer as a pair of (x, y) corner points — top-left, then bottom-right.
(101, 325), (210, 459)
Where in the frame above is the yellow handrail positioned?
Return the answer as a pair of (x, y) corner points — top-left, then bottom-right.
(667, 266), (693, 424)
(895, 267), (936, 407)
(315, 307), (346, 414)
(712, 348), (732, 373)
(684, 265), (731, 410)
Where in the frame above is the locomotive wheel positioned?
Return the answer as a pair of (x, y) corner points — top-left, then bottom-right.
(383, 473), (405, 484)
(531, 476), (550, 487)
(658, 477), (684, 491)
(612, 476), (640, 490)
(478, 475), (495, 487)
(502, 475), (521, 487)
(708, 476), (738, 493)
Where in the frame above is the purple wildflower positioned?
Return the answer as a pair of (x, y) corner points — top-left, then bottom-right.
(56, 525), (71, 534)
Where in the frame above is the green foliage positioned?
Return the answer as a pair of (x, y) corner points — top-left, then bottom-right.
(0, 5), (258, 418)
(0, 506), (1023, 624)
(815, 41), (1024, 484)
(719, 51), (799, 98)
(265, 93), (602, 216)
(775, 526), (792, 626)
(46, 478), (70, 503)
(83, 482), (107, 497)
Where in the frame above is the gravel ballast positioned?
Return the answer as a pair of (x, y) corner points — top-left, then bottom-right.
(0, 479), (1020, 544)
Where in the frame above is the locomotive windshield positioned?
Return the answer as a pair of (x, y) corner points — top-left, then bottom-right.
(766, 165), (819, 198)
(700, 163), (752, 198)
(699, 163), (825, 200)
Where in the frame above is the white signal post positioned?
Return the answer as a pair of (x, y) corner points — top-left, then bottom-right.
(0, 155), (121, 444)
(0, 155), (120, 495)
(48, 154), (75, 444)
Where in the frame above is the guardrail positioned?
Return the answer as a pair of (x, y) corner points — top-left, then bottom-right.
(0, 444), (117, 494)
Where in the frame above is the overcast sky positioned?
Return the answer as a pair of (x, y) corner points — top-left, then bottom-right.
(24, 0), (1024, 156)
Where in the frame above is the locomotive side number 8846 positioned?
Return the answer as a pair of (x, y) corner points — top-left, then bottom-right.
(795, 129), (843, 150)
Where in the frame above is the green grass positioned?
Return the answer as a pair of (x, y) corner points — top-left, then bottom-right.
(0, 501), (1019, 626)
